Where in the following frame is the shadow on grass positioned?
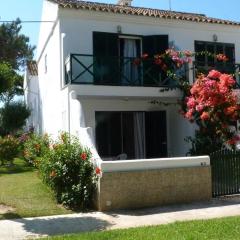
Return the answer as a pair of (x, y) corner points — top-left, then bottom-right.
(12, 215), (113, 236)
(0, 159), (35, 175)
(0, 212), (22, 220)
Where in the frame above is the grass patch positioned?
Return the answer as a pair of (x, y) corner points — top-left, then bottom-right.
(0, 158), (72, 220)
(42, 216), (240, 240)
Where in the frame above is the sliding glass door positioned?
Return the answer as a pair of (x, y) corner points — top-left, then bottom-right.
(95, 111), (167, 160)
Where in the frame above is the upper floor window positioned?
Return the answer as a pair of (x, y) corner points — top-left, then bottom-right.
(194, 41), (235, 74)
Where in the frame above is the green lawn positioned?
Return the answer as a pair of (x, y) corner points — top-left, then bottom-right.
(42, 216), (240, 240)
(0, 158), (72, 220)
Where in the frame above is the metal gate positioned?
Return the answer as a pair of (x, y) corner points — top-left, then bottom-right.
(210, 149), (240, 197)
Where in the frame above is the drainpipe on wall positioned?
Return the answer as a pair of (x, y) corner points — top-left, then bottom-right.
(68, 89), (71, 134)
(60, 33), (66, 89)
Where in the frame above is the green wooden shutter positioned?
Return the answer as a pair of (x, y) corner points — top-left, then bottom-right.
(93, 32), (119, 85)
(143, 35), (169, 56)
(142, 35), (169, 86)
(224, 45), (235, 74)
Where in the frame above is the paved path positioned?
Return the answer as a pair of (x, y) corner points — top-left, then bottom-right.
(1, 197), (240, 240)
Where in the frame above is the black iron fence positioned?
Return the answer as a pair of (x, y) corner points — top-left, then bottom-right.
(210, 149), (240, 197)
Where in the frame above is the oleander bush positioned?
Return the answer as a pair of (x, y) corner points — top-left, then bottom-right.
(22, 133), (50, 167)
(39, 133), (99, 209)
(0, 135), (19, 165)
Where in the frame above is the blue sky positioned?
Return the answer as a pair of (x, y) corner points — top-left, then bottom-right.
(1, 0), (240, 58)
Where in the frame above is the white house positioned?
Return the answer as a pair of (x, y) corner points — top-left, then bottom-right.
(25, 0), (240, 162)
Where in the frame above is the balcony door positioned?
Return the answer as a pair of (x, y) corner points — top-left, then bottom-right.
(95, 111), (167, 160)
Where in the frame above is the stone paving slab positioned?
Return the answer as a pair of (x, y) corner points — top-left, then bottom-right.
(0, 197), (240, 240)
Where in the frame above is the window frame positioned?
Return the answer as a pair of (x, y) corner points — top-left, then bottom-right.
(194, 40), (235, 67)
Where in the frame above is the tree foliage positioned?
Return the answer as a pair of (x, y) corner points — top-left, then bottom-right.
(0, 62), (15, 95)
(0, 19), (34, 103)
(0, 18), (35, 70)
(0, 62), (23, 101)
(0, 102), (30, 135)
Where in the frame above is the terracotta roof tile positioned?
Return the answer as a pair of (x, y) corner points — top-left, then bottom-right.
(27, 61), (38, 76)
(48, 0), (240, 26)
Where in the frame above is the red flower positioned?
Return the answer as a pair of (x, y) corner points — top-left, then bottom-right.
(207, 70), (221, 79)
(50, 171), (57, 178)
(141, 53), (149, 59)
(34, 144), (41, 151)
(200, 112), (210, 121)
(95, 167), (101, 175)
(132, 58), (141, 66)
(183, 50), (193, 57)
(80, 152), (87, 161)
(216, 54), (228, 62)
(227, 138), (236, 145)
(224, 106), (236, 116)
(154, 58), (163, 65)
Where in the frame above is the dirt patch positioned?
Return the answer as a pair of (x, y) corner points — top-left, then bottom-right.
(0, 204), (15, 214)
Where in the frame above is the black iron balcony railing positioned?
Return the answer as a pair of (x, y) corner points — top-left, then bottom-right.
(65, 54), (188, 87)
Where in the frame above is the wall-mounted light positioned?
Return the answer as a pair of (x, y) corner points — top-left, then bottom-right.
(117, 25), (122, 34)
(213, 34), (218, 42)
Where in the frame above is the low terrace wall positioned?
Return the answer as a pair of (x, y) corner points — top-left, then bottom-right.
(96, 156), (212, 211)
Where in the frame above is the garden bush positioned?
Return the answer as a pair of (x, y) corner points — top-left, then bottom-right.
(22, 133), (50, 167)
(0, 135), (19, 165)
(39, 133), (99, 210)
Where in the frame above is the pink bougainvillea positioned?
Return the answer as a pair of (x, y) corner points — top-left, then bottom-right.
(184, 70), (240, 146)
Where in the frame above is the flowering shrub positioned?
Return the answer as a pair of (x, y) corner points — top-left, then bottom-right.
(0, 135), (19, 165)
(183, 70), (240, 154)
(23, 133), (50, 167)
(134, 49), (193, 84)
(141, 48), (233, 154)
(133, 48), (199, 94)
(39, 133), (98, 209)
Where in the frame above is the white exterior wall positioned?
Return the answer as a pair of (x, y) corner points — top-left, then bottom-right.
(37, 1), (59, 61)
(59, 9), (240, 64)
(57, 9), (240, 156)
(76, 98), (193, 157)
(34, 2), (240, 156)
(37, 18), (69, 137)
(24, 73), (41, 133)
(59, 8), (240, 120)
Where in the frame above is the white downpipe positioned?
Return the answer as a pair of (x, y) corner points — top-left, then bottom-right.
(60, 33), (66, 89)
